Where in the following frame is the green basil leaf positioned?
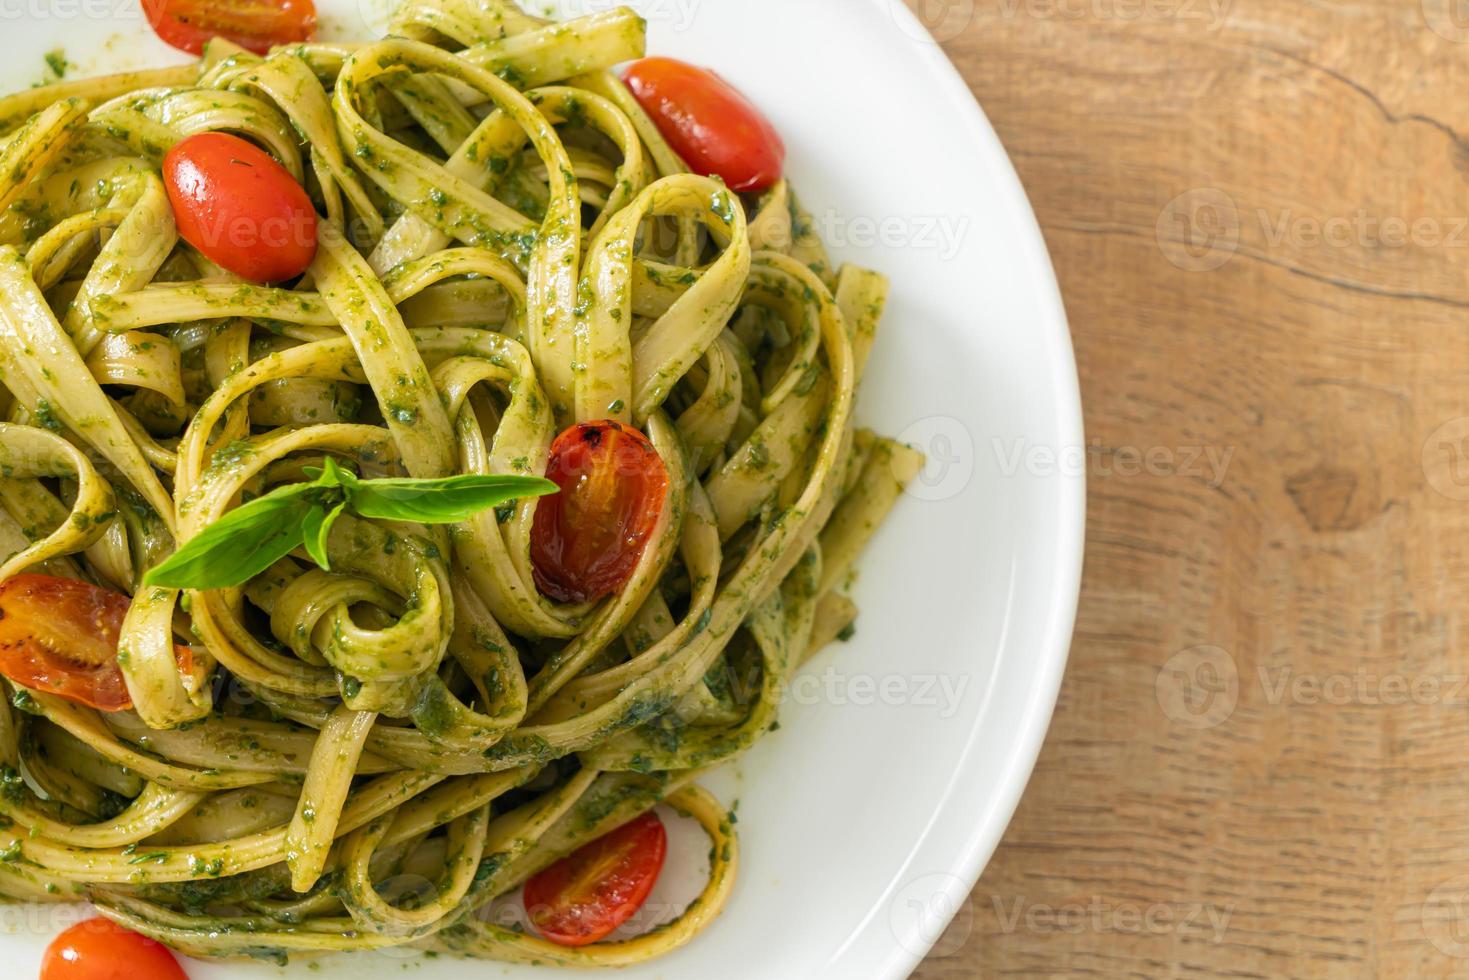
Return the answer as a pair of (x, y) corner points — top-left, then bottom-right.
(347, 475), (557, 524)
(315, 457), (357, 487)
(331, 459), (361, 488)
(142, 484), (318, 590)
(303, 457), (356, 487)
(301, 501), (346, 571)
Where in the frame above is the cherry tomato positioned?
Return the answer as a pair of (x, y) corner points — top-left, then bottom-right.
(523, 811), (668, 947)
(42, 917), (188, 980)
(162, 132), (318, 284)
(0, 575), (192, 712)
(531, 421), (670, 605)
(143, 0), (315, 56)
(623, 57), (785, 193)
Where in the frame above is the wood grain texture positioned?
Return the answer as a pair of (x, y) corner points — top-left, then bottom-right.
(906, 0), (1469, 976)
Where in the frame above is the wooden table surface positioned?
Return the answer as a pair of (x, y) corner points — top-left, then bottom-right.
(905, 0), (1469, 977)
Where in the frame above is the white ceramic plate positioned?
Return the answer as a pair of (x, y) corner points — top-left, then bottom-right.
(0, 1), (1083, 976)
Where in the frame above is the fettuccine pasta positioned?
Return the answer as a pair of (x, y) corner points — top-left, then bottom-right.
(0, 0), (921, 967)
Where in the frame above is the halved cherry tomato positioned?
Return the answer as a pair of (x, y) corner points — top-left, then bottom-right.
(162, 132), (318, 284)
(531, 421), (670, 605)
(523, 811), (668, 947)
(143, 0), (315, 56)
(0, 575), (192, 712)
(623, 57), (785, 193)
(42, 917), (188, 980)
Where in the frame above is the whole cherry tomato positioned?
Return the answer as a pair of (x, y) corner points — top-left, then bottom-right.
(523, 811), (668, 947)
(143, 0), (316, 56)
(162, 132), (318, 284)
(41, 917), (188, 980)
(530, 421), (670, 605)
(623, 57), (785, 193)
(0, 575), (192, 712)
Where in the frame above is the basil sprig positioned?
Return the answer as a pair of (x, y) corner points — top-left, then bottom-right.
(143, 458), (557, 590)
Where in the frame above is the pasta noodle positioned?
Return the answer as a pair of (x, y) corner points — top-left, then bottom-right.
(0, 0), (920, 966)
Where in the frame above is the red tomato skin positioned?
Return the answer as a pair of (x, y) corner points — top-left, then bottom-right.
(524, 811), (668, 947)
(42, 918), (188, 980)
(531, 421), (670, 605)
(0, 575), (192, 712)
(162, 133), (318, 283)
(143, 0), (316, 56)
(623, 57), (785, 193)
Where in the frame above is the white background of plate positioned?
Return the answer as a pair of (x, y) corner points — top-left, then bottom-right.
(0, 0), (1084, 976)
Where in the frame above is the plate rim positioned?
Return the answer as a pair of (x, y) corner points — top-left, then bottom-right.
(848, 3), (1085, 977)
(0, 3), (1086, 975)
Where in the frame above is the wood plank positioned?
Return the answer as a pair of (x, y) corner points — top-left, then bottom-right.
(909, 1), (1469, 976)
